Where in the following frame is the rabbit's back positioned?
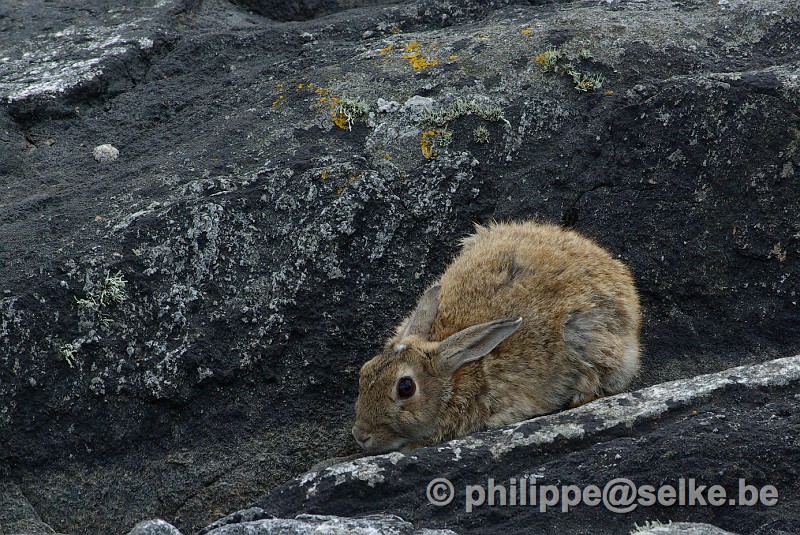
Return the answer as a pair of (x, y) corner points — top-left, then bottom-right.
(430, 221), (640, 420)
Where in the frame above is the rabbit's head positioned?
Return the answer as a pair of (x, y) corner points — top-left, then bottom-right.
(352, 285), (521, 453)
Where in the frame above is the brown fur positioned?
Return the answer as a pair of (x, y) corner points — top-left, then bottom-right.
(352, 221), (641, 454)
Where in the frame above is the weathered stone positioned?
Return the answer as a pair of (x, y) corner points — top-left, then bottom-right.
(252, 356), (800, 534)
(127, 519), (184, 535)
(1, 0), (798, 533)
(0, 482), (58, 535)
(634, 523), (738, 535)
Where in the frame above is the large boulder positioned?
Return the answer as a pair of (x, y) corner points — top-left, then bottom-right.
(0, 0), (798, 533)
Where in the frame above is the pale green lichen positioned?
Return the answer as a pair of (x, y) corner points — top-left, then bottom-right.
(100, 271), (128, 306)
(419, 97), (510, 128)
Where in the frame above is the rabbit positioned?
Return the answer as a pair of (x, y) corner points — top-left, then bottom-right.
(351, 220), (641, 454)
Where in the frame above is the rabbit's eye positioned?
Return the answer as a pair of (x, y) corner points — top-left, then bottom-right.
(397, 376), (416, 399)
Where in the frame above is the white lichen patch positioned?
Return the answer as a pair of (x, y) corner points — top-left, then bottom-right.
(300, 451), (406, 499)
(0, 2), (180, 103)
(490, 422), (586, 457)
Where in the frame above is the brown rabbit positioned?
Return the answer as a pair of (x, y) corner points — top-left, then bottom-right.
(352, 220), (641, 454)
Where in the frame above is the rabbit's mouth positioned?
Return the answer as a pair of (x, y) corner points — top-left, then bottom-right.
(356, 434), (407, 455)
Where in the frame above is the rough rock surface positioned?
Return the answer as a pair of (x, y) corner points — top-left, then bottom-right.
(1, 0), (798, 534)
(126, 356), (800, 534)
(130, 513), (459, 535)
(244, 356), (800, 534)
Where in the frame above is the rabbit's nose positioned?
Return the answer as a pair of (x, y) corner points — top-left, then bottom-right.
(352, 424), (372, 449)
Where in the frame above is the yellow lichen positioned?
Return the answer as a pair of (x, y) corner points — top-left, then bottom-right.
(377, 41), (441, 71)
(521, 27), (533, 36)
(420, 130), (444, 158)
(331, 112), (349, 129)
(403, 52), (438, 71)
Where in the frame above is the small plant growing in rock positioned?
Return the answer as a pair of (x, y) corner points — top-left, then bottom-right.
(76, 270), (128, 327)
(473, 124), (490, 144)
(330, 96), (371, 130)
(59, 342), (78, 368)
(535, 48), (563, 73)
(536, 48), (606, 93)
(565, 63), (605, 92)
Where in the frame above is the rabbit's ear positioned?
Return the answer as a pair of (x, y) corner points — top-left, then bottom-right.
(436, 318), (522, 375)
(398, 284), (441, 340)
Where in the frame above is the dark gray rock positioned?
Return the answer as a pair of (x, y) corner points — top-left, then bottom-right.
(251, 356), (800, 534)
(130, 513), (460, 535)
(131, 517), (742, 535)
(228, 0), (402, 22)
(1, 0), (798, 533)
(0, 482), (60, 535)
(635, 523), (738, 535)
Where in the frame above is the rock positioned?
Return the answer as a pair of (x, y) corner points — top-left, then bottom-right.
(93, 143), (120, 163)
(0, 481), (69, 535)
(199, 512), (460, 535)
(247, 356), (800, 534)
(377, 97), (401, 113)
(131, 517), (741, 535)
(228, 0), (402, 21)
(634, 523), (738, 535)
(0, 0), (799, 534)
(127, 519), (183, 535)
